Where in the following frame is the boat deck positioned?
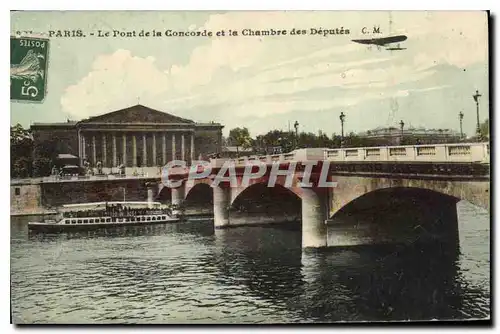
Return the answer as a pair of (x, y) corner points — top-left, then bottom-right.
(28, 213), (181, 233)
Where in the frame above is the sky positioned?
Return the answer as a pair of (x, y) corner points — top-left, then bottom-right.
(10, 11), (489, 137)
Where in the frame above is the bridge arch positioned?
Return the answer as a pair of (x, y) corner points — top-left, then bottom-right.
(329, 175), (489, 217)
(184, 183), (213, 206)
(184, 178), (213, 199)
(182, 182), (214, 216)
(328, 186), (461, 247)
(230, 176), (303, 206)
(229, 182), (302, 227)
(156, 184), (171, 203)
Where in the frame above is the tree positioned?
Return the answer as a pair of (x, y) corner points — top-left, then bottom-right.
(479, 119), (489, 140)
(32, 137), (59, 177)
(11, 124), (33, 178)
(228, 127), (253, 157)
(254, 130), (292, 154)
(343, 132), (373, 148)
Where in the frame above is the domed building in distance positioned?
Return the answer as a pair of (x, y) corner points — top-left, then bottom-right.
(358, 126), (462, 146)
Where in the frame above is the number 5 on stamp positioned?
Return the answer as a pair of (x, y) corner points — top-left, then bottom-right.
(10, 36), (49, 102)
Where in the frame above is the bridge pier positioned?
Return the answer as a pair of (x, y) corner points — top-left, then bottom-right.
(213, 184), (230, 228)
(301, 188), (328, 248)
(171, 185), (185, 206)
(146, 182), (155, 204)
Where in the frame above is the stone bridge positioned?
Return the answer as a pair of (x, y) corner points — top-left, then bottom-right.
(11, 142), (489, 249)
(157, 142), (490, 249)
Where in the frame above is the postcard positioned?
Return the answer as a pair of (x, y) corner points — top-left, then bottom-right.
(10, 10), (490, 324)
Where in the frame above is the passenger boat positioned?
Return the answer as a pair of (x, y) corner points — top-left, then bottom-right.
(28, 201), (181, 233)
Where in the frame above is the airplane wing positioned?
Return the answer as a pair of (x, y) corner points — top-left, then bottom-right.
(378, 35), (407, 44)
(352, 35), (407, 46)
(352, 38), (382, 45)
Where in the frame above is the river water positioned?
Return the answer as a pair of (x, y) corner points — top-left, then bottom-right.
(10, 201), (490, 324)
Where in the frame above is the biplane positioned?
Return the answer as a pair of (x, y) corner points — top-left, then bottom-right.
(352, 35), (408, 51)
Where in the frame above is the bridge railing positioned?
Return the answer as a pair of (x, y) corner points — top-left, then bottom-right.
(39, 172), (159, 183)
(210, 153), (297, 168)
(209, 147), (328, 167)
(209, 142), (489, 167)
(324, 142), (489, 163)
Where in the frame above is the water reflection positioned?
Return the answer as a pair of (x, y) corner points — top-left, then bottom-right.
(213, 226), (304, 305)
(299, 243), (467, 321)
(210, 224), (486, 321)
(10, 202), (490, 323)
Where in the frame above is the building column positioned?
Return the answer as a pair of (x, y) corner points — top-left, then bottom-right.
(112, 133), (117, 167)
(152, 133), (157, 166)
(162, 133), (167, 165)
(92, 134), (97, 165)
(82, 134), (86, 161)
(102, 133), (107, 167)
(181, 133), (185, 161)
(142, 133), (147, 167)
(132, 135), (137, 167)
(213, 184), (231, 228)
(78, 131), (82, 165)
(122, 133), (127, 166)
(301, 188), (328, 248)
(172, 133), (176, 161)
(190, 133), (195, 163)
(171, 183), (185, 206)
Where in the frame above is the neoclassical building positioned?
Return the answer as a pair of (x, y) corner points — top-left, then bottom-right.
(31, 104), (223, 176)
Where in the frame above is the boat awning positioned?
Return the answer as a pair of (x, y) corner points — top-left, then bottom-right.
(57, 154), (78, 159)
(61, 201), (166, 211)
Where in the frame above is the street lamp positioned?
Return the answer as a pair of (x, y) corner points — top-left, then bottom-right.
(293, 121), (299, 148)
(473, 89), (482, 137)
(459, 111), (464, 140)
(339, 112), (346, 147)
(399, 120), (405, 144)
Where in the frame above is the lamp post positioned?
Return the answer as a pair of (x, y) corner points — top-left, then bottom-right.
(399, 120), (405, 145)
(459, 111), (464, 140)
(339, 112), (346, 147)
(473, 89), (482, 137)
(293, 121), (299, 149)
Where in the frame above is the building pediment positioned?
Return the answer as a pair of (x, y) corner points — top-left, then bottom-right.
(79, 105), (195, 125)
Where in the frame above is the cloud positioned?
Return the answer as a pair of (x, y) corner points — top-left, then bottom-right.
(61, 49), (171, 118)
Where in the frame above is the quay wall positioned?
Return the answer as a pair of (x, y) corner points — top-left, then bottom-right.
(11, 178), (154, 215)
(10, 183), (45, 215)
(41, 179), (150, 208)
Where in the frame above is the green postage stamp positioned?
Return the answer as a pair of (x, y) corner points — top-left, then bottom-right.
(10, 36), (49, 103)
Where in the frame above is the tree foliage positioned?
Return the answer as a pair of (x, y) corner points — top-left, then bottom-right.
(252, 130), (374, 154)
(227, 127), (253, 156)
(11, 124), (33, 178)
(32, 138), (60, 177)
(479, 119), (489, 139)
